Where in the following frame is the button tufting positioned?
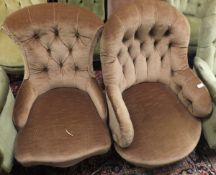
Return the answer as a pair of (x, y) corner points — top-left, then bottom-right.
(122, 36), (128, 43)
(128, 46), (132, 54)
(164, 27), (171, 36)
(33, 32), (40, 40)
(135, 30), (139, 39)
(171, 69), (175, 76)
(75, 31), (80, 39)
(52, 26), (59, 37)
(59, 62), (63, 68)
(133, 59), (136, 64)
(154, 40), (159, 47)
(47, 47), (51, 54)
(140, 42), (144, 48)
(161, 55), (165, 61)
(149, 27), (156, 37)
(168, 43), (172, 48)
(117, 50), (121, 57)
(43, 66), (48, 72)
(68, 47), (73, 54)
(74, 65), (79, 71)
(146, 57), (150, 62)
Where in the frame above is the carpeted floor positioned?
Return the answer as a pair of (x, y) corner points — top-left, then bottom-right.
(8, 73), (216, 175)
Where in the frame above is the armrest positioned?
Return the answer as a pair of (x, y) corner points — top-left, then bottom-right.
(106, 85), (134, 148)
(194, 57), (216, 102)
(0, 67), (9, 113)
(87, 78), (107, 122)
(172, 68), (212, 117)
(13, 79), (37, 130)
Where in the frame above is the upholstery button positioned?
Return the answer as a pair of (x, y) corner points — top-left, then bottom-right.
(161, 55), (165, 61)
(75, 32), (80, 39)
(117, 50), (121, 57)
(59, 62), (63, 68)
(43, 66), (48, 72)
(47, 47), (51, 54)
(74, 65), (79, 71)
(164, 27), (171, 36)
(171, 69), (175, 76)
(197, 3), (201, 7)
(140, 42), (144, 48)
(146, 57), (149, 62)
(135, 30), (139, 39)
(133, 59), (136, 64)
(149, 27), (156, 37)
(33, 32), (40, 40)
(128, 46), (132, 54)
(168, 43), (172, 48)
(68, 47), (73, 54)
(52, 26), (59, 37)
(154, 40), (159, 47)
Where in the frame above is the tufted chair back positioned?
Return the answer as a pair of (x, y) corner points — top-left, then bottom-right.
(101, 0), (190, 92)
(3, 3), (103, 96)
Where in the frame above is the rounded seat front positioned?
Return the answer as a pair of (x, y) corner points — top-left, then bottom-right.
(116, 82), (201, 167)
(15, 88), (111, 167)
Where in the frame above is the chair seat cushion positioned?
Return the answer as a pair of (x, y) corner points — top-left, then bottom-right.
(115, 82), (201, 167)
(15, 88), (111, 167)
(0, 32), (23, 70)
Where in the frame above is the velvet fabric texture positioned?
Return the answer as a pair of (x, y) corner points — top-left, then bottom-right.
(101, 0), (212, 167)
(0, 0), (46, 73)
(116, 82), (201, 167)
(3, 3), (111, 167)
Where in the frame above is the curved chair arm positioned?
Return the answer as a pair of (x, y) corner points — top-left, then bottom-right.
(13, 79), (37, 130)
(87, 78), (107, 122)
(172, 68), (212, 117)
(0, 67), (9, 113)
(106, 85), (134, 148)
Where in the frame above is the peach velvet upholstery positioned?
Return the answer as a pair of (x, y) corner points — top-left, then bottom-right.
(15, 88), (110, 167)
(3, 3), (111, 167)
(101, 0), (212, 166)
(116, 82), (201, 167)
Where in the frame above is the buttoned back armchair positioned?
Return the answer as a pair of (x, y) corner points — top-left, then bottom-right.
(101, 0), (212, 167)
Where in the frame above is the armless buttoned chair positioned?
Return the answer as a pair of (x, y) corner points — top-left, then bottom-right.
(101, 0), (212, 167)
(3, 3), (111, 167)
(0, 0), (46, 74)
